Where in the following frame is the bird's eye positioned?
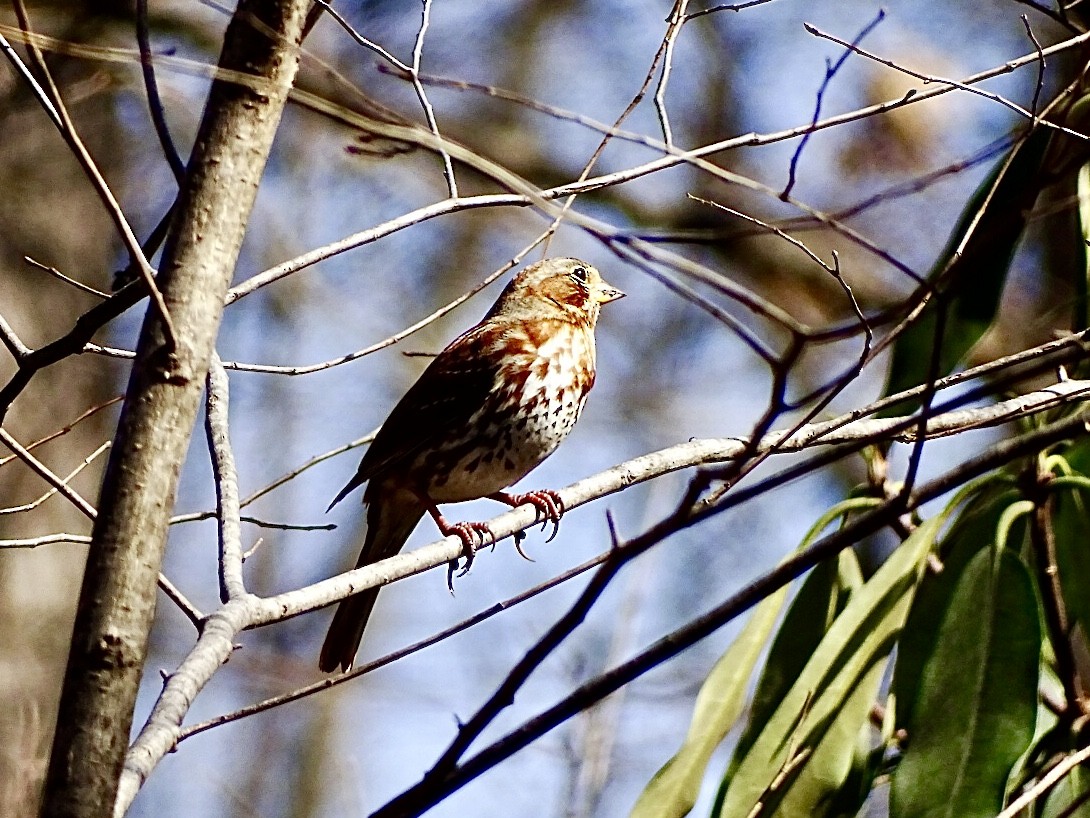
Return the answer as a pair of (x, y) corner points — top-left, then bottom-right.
(570, 266), (589, 286)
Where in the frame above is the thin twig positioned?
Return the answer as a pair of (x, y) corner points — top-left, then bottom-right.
(136, 0), (186, 182)
(176, 551), (609, 741)
(1030, 462), (1086, 714)
(23, 256), (109, 298)
(901, 297), (949, 499)
(685, 0), (779, 20)
(0, 423), (203, 625)
(539, 0), (693, 256)
(7, 3), (177, 348)
(0, 428), (98, 519)
(168, 507), (336, 529)
(315, 0), (409, 71)
(157, 573), (203, 628)
(781, 249), (871, 411)
(687, 195), (834, 273)
(997, 743), (1090, 818)
(805, 21), (1087, 143)
(0, 441), (110, 515)
(1022, 15), (1046, 122)
(0, 396), (121, 468)
(228, 260), (513, 371)
(1011, 0), (1079, 31)
(409, 0), (457, 196)
(783, 10), (885, 199)
(0, 281), (146, 422)
(242, 432), (375, 506)
(0, 312), (30, 358)
(238, 516), (335, 531)
(654, 1), (689, 146)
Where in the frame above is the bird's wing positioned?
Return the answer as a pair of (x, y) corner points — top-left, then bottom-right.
(328, 322), (504, 509)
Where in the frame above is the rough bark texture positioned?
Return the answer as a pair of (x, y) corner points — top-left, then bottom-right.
(40, 2), (309, 816)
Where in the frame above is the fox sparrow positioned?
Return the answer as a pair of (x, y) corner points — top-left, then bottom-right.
(320, 257), (624, 672)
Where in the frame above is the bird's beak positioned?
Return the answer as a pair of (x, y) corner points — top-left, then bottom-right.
(595, 283), (625, 304)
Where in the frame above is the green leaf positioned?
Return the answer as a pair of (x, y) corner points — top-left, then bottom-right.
(1050, 474), (1090, 651)
(893, 482), (1020, 732)
(882, 128), (1052, 415)
(649, 500), (880, 818)
(822, 737), (886, 818)
(628, 589), (788, 818)
(721, 502), (877, 793)
(715, 517), (943, 818)
(890, 548), (1041, 818)
(1041, 757), (1090, 818)
(1074, 162), (1090, 331)
(1032, 90), (1090, 336)
(768, 652), (888, 818)
(724, 555), (842, 781)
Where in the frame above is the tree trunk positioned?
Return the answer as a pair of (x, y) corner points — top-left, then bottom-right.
(40, 2), (309, 815)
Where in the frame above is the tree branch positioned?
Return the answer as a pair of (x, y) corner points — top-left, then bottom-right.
(113, 374), (1090, 813)
(40, 3), (311, 816)
(375, 408), (1090, 817)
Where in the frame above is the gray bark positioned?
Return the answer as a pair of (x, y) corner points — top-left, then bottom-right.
(40, 2), (310, 815)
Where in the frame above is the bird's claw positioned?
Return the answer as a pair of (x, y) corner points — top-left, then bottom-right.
(443, 521), (495, 592)
(512, 529), (535, 562)
(507, 490), (565, 544)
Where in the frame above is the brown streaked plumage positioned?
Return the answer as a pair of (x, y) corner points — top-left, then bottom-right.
(320, 258), (623, 672)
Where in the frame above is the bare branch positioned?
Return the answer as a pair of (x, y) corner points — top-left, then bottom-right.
(654, 1), (690, 146)
(685, 0), (780, 20)
(7, 3), (177, 347)
(374, 409), (1090, 816)
(156, 574), (203, 629)
(0, 311), (30, 358)
(23, 256), (110, 298)
(998, 743), (1090, 818)
(115, 363), (1090, 812)
(1022, 14), (1047, 121)
(0, 533), (92, 549)
(205, 355), (246, 602)
(0, 396), (120, 468)
(0, 441), (109, 516)
(135, 0), (186, 182)
(784, 10), (885, 199)
(410, 0), (457, 196)
(176, 551), (608, 741)
(804, 21), (1087, 141)
(0, 428), (98, 519)
(1011, 0), (1080, 31)
(314, 0), (410, 70)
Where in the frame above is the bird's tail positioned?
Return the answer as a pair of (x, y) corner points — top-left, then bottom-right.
(319, 487), (424, 673)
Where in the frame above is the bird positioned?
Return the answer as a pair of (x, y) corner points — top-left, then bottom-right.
(319, 257), (624, 672)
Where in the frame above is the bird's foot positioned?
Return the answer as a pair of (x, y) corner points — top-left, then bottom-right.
(440, 520), (494, 593)
(491, 489), (565, 545)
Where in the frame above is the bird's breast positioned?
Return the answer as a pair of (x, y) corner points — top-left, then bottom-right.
(425, 319), (596, 502)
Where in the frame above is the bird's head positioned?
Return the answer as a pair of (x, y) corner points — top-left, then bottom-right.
(489, 257), (624, 327)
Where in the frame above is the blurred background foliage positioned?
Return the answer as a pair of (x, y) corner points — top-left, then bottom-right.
(2, 0), (1088, 816)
